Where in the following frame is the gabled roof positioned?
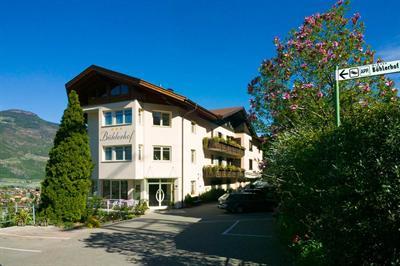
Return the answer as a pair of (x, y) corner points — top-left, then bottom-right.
(65, 65), (218, 120)
(65, 65), (259, 137)
(210, 106), (244, 119)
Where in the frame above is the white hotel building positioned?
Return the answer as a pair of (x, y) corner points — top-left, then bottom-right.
(66, 65), (263, 208)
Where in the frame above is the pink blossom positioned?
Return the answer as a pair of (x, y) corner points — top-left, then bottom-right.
(305, 16), (316, 26)
(351, 13), (360, 25)
(363, 84), (370, 92)
(301, 83), (314, 89)
(317, 91), (323, 98)
(282, 92), (291, 100)
(301, 63), (308, 69)
(336, 0), (343, 6)
(385, 80), (394, 87)
(290, 104), (298, 111)
(332, 41), (339, 48)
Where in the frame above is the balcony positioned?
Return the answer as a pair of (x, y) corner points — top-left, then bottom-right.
(203, 137), (245, 158)
(203, 165), (245, 180)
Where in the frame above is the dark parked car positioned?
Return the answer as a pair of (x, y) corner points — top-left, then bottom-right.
(218, 187), (276, 213)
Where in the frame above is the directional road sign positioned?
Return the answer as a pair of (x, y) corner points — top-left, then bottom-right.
(336, 60), (400, 81)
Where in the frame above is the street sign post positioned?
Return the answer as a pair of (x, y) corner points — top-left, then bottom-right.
(335, 60), (400, 126)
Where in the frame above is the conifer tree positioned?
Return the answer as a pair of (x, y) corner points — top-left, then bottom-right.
(40, 90), (93, 224)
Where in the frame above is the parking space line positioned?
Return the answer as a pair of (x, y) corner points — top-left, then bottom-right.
(222, 220), (240, 235)
(0, 246), (42, 253)
(0, 232), (70, 240)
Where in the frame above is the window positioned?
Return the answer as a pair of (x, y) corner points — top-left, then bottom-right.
(115, 111), (124, 124)
(124, 109), (132, 124)
(124, 146), (132, 160)
(105, 147), (112, 161)
(103, 180), (111, 199)
(153, 146), (171, 161)
(163, 147), (171, 160)
(153, 111), (171, 126)
(211, 155), (214, 165)
(191, 180), (196, 195)
(218, 157), (223, 166)
(153, 147), (161, 160)
(102, 180), (128, 200)
(110, 84), (129, 96)
(191, 121), (196, 133)
(191, 149), (196, 163)
(138, 144), (143, 160)
(249, 159), (253, 170)
(120, 180), (128, 200)
(218, 132), (222, 138)
(111, 181), (119, 199)
(103, 146), (132, 161)
(103, 109), (132, 126)
(104, 112), (112, 125)
(249, 140), (253, 151)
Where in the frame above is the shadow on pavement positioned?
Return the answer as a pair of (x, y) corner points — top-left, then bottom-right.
(82, 204), (289, 265)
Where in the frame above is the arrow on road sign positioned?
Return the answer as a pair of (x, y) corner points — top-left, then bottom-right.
(339, 69), (348, 80)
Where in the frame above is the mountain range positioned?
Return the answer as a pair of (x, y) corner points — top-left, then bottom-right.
(0, 109), (58, 182)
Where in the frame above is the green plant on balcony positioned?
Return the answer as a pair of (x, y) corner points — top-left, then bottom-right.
(203, 136), (244, 150)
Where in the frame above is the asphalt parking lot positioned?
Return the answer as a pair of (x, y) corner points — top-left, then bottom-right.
(0, 204), (288, 266)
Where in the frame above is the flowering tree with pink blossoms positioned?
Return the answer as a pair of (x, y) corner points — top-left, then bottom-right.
(250, 1), (400, 265)
(248, 0), (397, 135)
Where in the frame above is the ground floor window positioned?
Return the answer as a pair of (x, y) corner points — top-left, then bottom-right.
(102, 180), (128, 199)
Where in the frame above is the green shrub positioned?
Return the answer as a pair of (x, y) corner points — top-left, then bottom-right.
(268, 103), (400, 265)
(85, 215), (101, 228)
(15, 209), (31, 226)
(133, 201), (148, 216)
(184, 194), (194, 207)
(199, 188), (226, 203)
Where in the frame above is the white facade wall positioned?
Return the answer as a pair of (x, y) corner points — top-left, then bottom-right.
(84, 100), (263, 207)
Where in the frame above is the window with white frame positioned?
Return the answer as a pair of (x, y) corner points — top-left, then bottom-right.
(153, 146), (171, 161)
(191, 149), (196, 163)
(103, 109), (132, 126)
(102, 180), (128, 199)
(152, 111), (171, 126)
(103, 146), (132, 161)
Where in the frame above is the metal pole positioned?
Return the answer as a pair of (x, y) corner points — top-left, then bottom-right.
(32, 204), (36, 225)
(335, 65), (341, 127)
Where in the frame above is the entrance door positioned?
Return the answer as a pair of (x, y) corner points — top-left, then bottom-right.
(147, 180), (174, 207)
(148, 184), (160, 207)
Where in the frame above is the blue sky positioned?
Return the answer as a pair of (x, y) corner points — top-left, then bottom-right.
(1, 0), (399, 123)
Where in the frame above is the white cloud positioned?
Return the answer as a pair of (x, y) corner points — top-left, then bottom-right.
(377, 45), (400, 61)
(376, 35), (400, 61)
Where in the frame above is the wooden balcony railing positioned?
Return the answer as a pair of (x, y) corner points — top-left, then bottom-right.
(203, 166), (245, 179)
(203, 138), (245, 158)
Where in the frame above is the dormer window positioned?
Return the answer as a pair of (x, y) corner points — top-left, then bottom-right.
(110, 84), (129, 96)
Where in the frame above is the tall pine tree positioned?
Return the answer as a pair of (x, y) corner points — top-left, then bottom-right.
(40, 90), (93, 224)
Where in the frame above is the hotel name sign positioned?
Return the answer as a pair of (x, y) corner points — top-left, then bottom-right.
(100, 128), (134, 142)
(337, 60), (400, 81)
